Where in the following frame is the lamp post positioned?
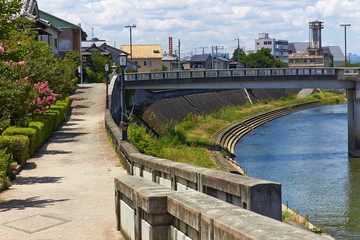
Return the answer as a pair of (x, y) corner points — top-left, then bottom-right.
(340, 23), (351, 67)
(105, 64), (109, 109)
(119, 53), (128, 141)
(125, 24), (136, 71)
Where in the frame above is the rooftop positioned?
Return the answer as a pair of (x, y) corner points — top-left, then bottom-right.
(121, 44), (163, 59)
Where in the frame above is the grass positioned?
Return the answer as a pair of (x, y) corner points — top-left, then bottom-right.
(128, 92), (346, 169)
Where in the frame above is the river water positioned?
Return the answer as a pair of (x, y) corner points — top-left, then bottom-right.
(234, 104), (360, 240)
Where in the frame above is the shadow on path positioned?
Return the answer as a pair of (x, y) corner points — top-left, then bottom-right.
(0, 197), (69, 212)
(13, 176), (63, 185)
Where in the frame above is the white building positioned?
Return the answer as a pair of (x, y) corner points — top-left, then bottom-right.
(255, 33), (289, 63)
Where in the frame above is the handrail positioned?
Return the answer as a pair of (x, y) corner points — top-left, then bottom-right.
(123, 67), (359, 81)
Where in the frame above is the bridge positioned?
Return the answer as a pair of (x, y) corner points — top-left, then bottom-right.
(118, 67), (360, 157)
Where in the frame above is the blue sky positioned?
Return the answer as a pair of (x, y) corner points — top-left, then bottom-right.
(37, 0), (360, 58)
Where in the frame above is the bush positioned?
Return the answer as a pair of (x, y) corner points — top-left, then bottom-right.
(32, 114), (54, 140)
(2, 127), (37, 156)
(0, 136), (29, 166)
(49, 105), (66, 124)
(43, 111), (58, 131)
(29, 121), (45, 149)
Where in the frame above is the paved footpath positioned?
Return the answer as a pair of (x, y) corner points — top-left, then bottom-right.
(0, 84), (127, 240)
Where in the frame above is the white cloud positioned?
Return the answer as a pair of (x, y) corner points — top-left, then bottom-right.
(36, 0), (360, 56)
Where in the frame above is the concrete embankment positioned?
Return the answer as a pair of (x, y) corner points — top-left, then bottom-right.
(127, 88), (302, 134)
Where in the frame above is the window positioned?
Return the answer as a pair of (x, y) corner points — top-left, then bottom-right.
(153, 50), (160, 53)
(144, 61), (147, 66)
(59, 39), (72, 51)
(148, 60), (152, 66)
(55, 38), (58, 49)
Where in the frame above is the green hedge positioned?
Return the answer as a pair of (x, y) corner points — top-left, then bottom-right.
(0, 149), (14, 191)
(44, 110), (60, 130)
(2, 127), (37, 156)
(0, 136), (29, 166)
(29, 121), (45, 149)
(32, 114), (54, 140)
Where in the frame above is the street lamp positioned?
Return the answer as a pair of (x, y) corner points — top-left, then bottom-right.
(340, 23), (351, 67)
(105, 64), (109, 109)
(125, 24), (136, 71)
(118, 53), (128, 141)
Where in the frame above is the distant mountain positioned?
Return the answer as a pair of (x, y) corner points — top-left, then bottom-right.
(348, 54), (360, 64)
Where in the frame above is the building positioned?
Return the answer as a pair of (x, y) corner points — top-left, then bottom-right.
(39, 10), (87, 58)
(162, 55), (179, 71)
(20, 0), (62, 58)
(214, 56), (231, 69)
(288, 42), (344, 67)
(121, 44), (163, 72)
(82, 39), (130, 67)
(187, 54), (212, 70)
(288, 21), (335, 67)
(255, 33), (289, 63)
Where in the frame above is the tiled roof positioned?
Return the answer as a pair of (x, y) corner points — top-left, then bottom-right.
(39, 10), (80, 29)
(189, 54), (211, 62)
(121, 44), (163, 59)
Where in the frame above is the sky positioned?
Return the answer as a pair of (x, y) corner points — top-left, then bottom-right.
(36, 0), (360, 58)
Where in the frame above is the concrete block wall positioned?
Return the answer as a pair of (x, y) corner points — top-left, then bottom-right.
(106, 109), (281, 220)
(115, 176), (328, 240)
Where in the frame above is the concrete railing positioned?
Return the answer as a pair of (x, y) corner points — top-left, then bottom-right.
(105, 110), (281, 220)
(115, 176), (327, 240)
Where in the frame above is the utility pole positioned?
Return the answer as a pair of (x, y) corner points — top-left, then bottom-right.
(90, 27), (94, 40)
(211, 46), (214, 69)
(125, 24), (136, 71)
(340, 24), (351, 67)
(178, 39), (181, 71)
(199, 46), (208, 55)
(78, 23), (84, 84)
(235, 38), (241, 68)
(214, 46), (224, 69)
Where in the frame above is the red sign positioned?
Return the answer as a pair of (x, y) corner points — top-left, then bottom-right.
(169, 37), (173, 55)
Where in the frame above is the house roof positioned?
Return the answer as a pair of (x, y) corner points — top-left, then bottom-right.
(189, 54), (211, 62)
(39, 10), (81, 29)
(162, 55), (178, 61)
(121, 44), (163, 59)
(82, 43), (111, 56)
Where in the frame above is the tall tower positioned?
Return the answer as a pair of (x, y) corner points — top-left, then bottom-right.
(308, 20), (324, 55)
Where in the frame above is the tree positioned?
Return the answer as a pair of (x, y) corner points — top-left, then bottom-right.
(86, 52), (111, 83)
(231, 47), (246, 64)
(235, 48), (288, 68)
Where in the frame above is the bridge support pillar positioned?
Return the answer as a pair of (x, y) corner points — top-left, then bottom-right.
(347, 85), (360, 158)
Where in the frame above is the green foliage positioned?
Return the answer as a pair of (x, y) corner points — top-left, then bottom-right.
(128, 122), (159, 156)
(0, 135), (29, 165)
(231, 47), (246, 64)
(0, 147), (15, 183)
(241, 48), (288, 68)
(162, 63), (169, 71)
(282, 211), (293, 221)
(2, 127), (37, 156)
(29, 121), (45, 149)
(0, 0), (24, 40)
(86, 52), (111, 83)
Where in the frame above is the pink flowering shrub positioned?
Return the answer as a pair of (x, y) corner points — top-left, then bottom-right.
(29, 81), (57, 114)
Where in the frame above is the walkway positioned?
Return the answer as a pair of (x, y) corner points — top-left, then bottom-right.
(0, 84), (127, 239)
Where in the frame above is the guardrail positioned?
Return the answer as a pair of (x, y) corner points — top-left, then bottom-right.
(124, 68), (345, 81)
(115, 175), (328, 240)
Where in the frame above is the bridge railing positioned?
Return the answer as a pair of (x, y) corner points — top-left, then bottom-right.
(125, 67), (341, 81)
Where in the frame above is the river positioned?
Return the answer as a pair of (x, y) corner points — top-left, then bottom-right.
(234, 104), (360, 240)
